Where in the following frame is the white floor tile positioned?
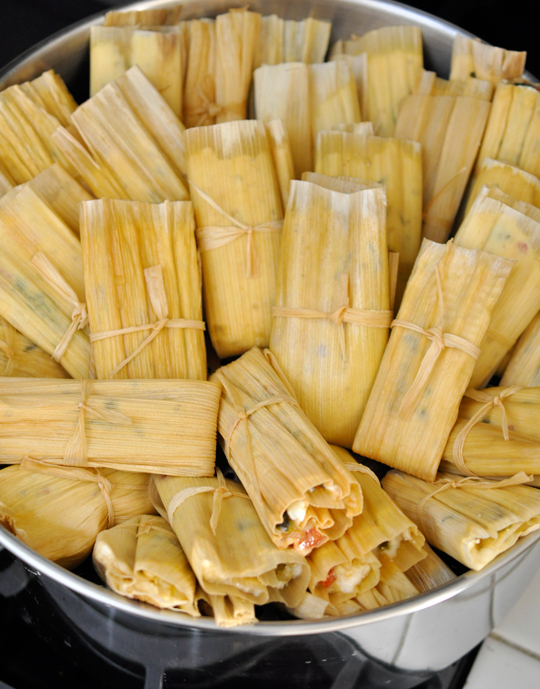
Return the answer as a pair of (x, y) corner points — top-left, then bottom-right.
(464, 636), (540, 689)
(493, 565), (540, 657)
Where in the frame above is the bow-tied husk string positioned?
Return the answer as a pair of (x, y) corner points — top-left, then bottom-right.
(31, 251), (88, 363)
(391, 265), (481, 419)
(189, 182), (283, 279)
(190, 83), (246, 126)
(272, 273), (393, 362)
(452, 386), (524, 476)
(166, 467), (250, 535)
(64, 380), (132, 467)
(20, 455), (116, 528)
(0, 318), (16, 376)
(90, 265), (206, 377)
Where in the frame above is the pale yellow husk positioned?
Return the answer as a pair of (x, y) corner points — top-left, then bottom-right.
(182, 19), (216, 128)
(198, 590), (257, 627)
(0, 317), (68, 378)
(502, 313), (540, 386)
(265, 120), (295, 210)
(450, 35), (526, 85)
(405, 544), (456, 592)
(414, 69), (494, 100)
(329, 54), (368, 117)
(254, 15), (331, 68)
(104, 6), (183, 26)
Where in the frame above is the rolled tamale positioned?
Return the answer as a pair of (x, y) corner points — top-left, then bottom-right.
(454, 186), (540, 388)
(0, 460), (154, 569)
(253, 15), (331, 68)
(353, 239), (513, 481)
(449, 35), (526, 86)
(152, 472), (311, 616)
(0, 317), (68, 378)
(210, 347), (363, 553)
(81, 199), (206, 381)
(0, 378), (220, 475)
(270, 180), (391, 446)
(93, 515), (200, 615)
(405, 544), (456, 592)
(185, 120), (283, 358)
(382, 470), (540, 571)
(502, 313), (540, 386)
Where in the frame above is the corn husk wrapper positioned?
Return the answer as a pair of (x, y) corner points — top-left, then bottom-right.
(414, 69), (494, 101)
(183, 19), (216, 128)
(405, 544), (456, 592)
(502, 312), (540, 387)
(93, 515), (200, 615)
(270, 180), (390, 446)
(0, 378), (220, 475)
(265, 120), (295, 210)
(315, 130), (422, 303)
(330, 26), (423, 137)
(288, 592), (336, 620)
(0, 167), (14, 195)
(81, 199), (205, 381)
(454, 186), (540, 388)
(153, 474), (311, 614)
(329, 54), (368, 116)
(210, 347), (363, 553)
(0, 462), (154, 569)
(353, 239), (514, 481)
(383, 470), (540, 571)
(254, 15), (331, 68)
(185, 120), (283, 359)
(395, 93), (490, 242)
(330, 121), (374, 136)
(0, 317), (68, 378)
(198, 590), (257, 627)
(450, 35), (526, 86)
(104, 6), (183, 26)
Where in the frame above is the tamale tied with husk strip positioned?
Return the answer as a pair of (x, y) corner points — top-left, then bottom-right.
(383, 470), (540, 571)
(93, 515), (200, 615)
(353, 239), (514, 481)
(210, 347), (363, 554)
(185, 120), (283, 358)
(81, 199), (206, 381)
(0, 460), (154, 569)
(270, 180), (391, 447)
(0, 378), (220, 475)
(253, 15), (331, 68)
(0, 317), (68, 378)
(450, 35), (526, 86)
(502, 312), (540, 387)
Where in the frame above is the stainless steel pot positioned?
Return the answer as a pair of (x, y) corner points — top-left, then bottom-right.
(1, 0), (539, 675)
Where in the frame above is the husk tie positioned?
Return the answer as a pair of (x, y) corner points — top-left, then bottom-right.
(391, 266), (481, 419)
(0, 318), (16, 377)
(189, 83), (245, 126)
(190, 182), (283, 278)
(452, 386), (523, 476)
(90, 264), (206, 377)
(31, 251), (88, 363)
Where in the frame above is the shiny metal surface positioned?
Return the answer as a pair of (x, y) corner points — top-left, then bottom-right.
(0, 0), (539, 673)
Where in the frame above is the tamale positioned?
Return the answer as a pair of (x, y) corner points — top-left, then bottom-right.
(502, 312), (540, 386)
(182, 19), (216, 128)
(450, 35), (526, 86)
(81, 199), (206, 381)
(253, 15), (331, 68)
(265, 120), (295, 210)
(382, 470), (540, 571)
(0, 378), (220, 475)
(0, 317), (68, 378)
(152, 473), (311, 616)
(270, 180), (390, 446)
(315, 130), (422, 302)
(94, 515), (200, 615)
(353, 239), (514, 481)
(210, 347), (362, 554)
(414, 69), (494, 100)
(330, 26), (423, 136)
(185, 120), (283, 358)
(395, 93), (490, 242)
(0, 461), (154, 569)
(405, 544), (456, 592)
(454, 187), (540, 388)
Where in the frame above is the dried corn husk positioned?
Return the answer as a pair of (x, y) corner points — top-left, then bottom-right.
(183, 19), (216, 128)
(502, 313), (540, 387)
(152, 473), (311, 616)
(185, 120), (283, 358)
(330, 26), (423, 136)
(0, 378), (220, 475)
(329, 54), (368, 115)
(93, 515), (200, 615)
(0, 461), (154, 569)
(288, 592), (336, 620)
(81, 199), (205, 381)
(270, 180), (390, 446)
(382, 470), (540, 570)
(414, 69), (494, 100)
(210, 347), (362, 553)
(254, 15), (331, 68)
(315, 130), (422, 303)
(353, 239), (513, 481)
(198, 590), (257, 627)
(450, 35), (526, 86)
(104, 6), (183, 26)
(454, 187), (540, 388)
(395, 93), (490, 242)
(331, 121), (374, 135)
(265, 120), (295, 209)
(0, 317), (68, 378)
(405, 544), (456, 591)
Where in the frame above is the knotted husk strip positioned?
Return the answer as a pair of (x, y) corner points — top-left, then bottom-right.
(454, 186), (540, 388)
(183, 19), (216, 128)
(0, 462), (154, 569)
(315, 130), (422, 304)
(153, 474), (310, 613)
(0, 378), (220, 475)
(502, 313), (540, 387)
(0, 317), (68, 378)
(104, 6), (183, 26)
(253, 15), (331, 68)
(382, 470), (540, 571)
(450, 35), (526, 86)
(414, 69), (494, 100)
(405, 544), (456, 592)
(185, 120), (283, 358)
(395, 93), (490, 242)
(93, 515), (200, 615)
(210, 347), (363, 554)
(330, 26), (423, 137)
(265, 120), (295, 210)
(270, 181), (390, 446)
(81, 199), (205, 380)
(353, 240), (514, 481)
